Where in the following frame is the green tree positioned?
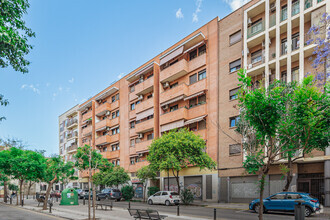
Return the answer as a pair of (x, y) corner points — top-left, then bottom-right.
(8, 148), (46, 206)
(103, 166), (130, 188)
(41, 156), (75, 210)
(147, 128), (216, 194)
(0, 149), (11, 203)
(74, 145), (112, 220)
(0, 95), (9, 122)
(136, 165), (157, 202)
(236, 69), (329, 220)
(121, 185), (134, 201)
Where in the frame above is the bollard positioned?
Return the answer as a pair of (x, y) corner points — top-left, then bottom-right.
(49, 202), (53, 213)
(21, 199), (24, 207)
(10, 197), (12, 205)
(214, 208), (216, 220)
(128, 201), (131, 209)
(177, 204), (180, 216)
(83, 197), (85, 205)
(26, 195), (28, 199)
(294, 200), (305, 220)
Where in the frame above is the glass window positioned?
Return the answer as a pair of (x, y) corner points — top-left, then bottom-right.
(287, 194), (302, 199)
(251, 50), (262, 64)
(189, 98), (197, 108)
(281, 71), (287, 82)
(130, 85), (135, 93)
(292, 33), (300, 51)
(198, 69), (206, 80)
(162, 192), (168, 196)
(189, 49), (197, 60)
(198, 94), (206, 104)
(147, 94), (153, 99)
(270, 194), (286, 200)
(170, 105), (178, 112)
(198, 120), (206, 130)
(189, 122), (198, 131)
(154, 192), (161, 196)
(147, 74), (153, 79)
(112, 95), (116, 102)
(230, 116), (240, 128)
(130, 121), (135, 129)
(130, 103), (135, 110)
(281, 38), (287, 55)
(170, 82), (178, 89)
(229, 88), (239, 100)
(291, 67), (299, 81)
(112, 112), (116, 119)
(229, 59), (241, 73)
(250, 19), (263, 35)
(130, 139), (135, 147)
(147, 133), (154, 140)
(198, 44), (206, 55)
(229, 144), (241, 155)
(229, 30), (242, 45)
(116, 110), (119, 117)
(189, 74), (197, 84)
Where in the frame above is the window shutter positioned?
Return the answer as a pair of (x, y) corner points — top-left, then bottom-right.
(229, 59), (241, 69)
(230, 30), (241, 45)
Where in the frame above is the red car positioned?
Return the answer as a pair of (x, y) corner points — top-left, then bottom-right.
(50, 190), (61, 198)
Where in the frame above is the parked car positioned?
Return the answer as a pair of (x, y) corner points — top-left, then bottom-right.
(50, 190), (61, 198)
(83, 190), (99, 200)
(96, 188), (122, 201)
(249, 192), (320, 217)
(79, 189), (89, 199)
(147, 191), (180, 206)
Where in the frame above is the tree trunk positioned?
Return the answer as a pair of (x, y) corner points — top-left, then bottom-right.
(172, 170), (180, 194)
(283, 157), (293, 191)
(43, 177), (56, 210)
(167, 170), (169, 191)
(143, 183), (147, 203)
(3, 180), (7, 203)
(27, 181), (33, 199)
(92, 181), (96, 220)
(16, 190), (18, 205)
(258, 174), (266, 220)
(19, 180), (23, 205)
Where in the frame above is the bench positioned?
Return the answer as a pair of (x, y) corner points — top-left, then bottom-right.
(128, 209), (167, 220)
(36, 198), (45, 207)
(96, 198), (113, 211)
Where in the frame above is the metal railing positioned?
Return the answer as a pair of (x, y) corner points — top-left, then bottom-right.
(66, 118), (78, 127)
(66, 131), (78, 139)
(281, 7), (288, 21)
(247, 20), (265, 39)
(67, 144), (78, 152)
(292, 1), (300, 16)
(304, 0), (312, 9)
(269, 13), (276, 28)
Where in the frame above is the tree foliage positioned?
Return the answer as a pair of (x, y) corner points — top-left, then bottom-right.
(74, 145), (110, 171)
(121, 185), (134, 201)
(103, 166), (130, 188)
(237, 69), (329, 220)
(147, 128), (216, 193)
(180, 188), (194, 205)
(136, 165), (157, 202)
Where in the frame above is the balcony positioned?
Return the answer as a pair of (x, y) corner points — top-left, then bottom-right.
(129, 146), (137, 156)
(95, 102), (111, 116)
(247, 20), (265, 39)
(194, 129), (207, 140)
(187, 103), (207, 120)
(160, 53), (206, 83)
(82, 125), (92, 136)
(269, 13), (276, 28)
(136, 76), (154, 96)
(136, 140), (152, 153)
(160, 83), (188, 104)
(291, 1), (300, 16)
(67, 144), (78, 153)
(95, 135), (111, 146)
(129, 90), (138, 101)
(66, 118), (78, 129)
(101, 150), (120, 159)
(66, 131), (78, 140)
(135, 118), (154, 134)
(110, 133), (120, 142)
(128, 161), (149, 173)
(187, 78), (207, 96)
(130, 128), (136, 137)
(82, 110), (92, 122)
(129, 109), (136, 119)
(160, 107), (188, 125)
(136, 98), (154, 114)
(95, 117), (119, 131)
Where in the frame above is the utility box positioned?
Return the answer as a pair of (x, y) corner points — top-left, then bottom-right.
(60, 188), (78, 205)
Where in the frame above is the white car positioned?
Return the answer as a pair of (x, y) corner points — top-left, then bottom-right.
(147, 191), (180, 206)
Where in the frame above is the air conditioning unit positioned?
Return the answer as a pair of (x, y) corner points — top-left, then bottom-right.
(105, 111), (111, 116)
(138, 95), (143, 100)
(138, 133), (144, 138)
(138, 153), (143, 157)
(270, 3), (276, 12)
(248, 64), (253, 69)
(163, 82), (170, 88)
(163, 104), (169, 110)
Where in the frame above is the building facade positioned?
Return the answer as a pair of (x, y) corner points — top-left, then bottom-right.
(218, 0), (329, 206)
(58, 104), (80, 189)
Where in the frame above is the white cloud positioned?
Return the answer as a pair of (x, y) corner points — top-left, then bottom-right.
(224, 0), (250, 11)
(21, 84), (40, 94)
(58, 86), (63, 92)
(117, 73), (125, 79)
(68, 77), (74, 83)
(53, 93), (57, 97)
(192, 0), (203, 23)
(46, 83), (50, 87)
(176, 8), (184, 19)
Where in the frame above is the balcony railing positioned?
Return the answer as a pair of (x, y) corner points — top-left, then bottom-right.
(67, 144), (78, 153)
(66, 118), (78, 128)
(292, 1), (300, 16)
(304, 0), (312, 9)
(66, 131), (78, 139)
(281, 7), (288, 21)
(247, 20), (265, 39)
(269, 13), (276, 28)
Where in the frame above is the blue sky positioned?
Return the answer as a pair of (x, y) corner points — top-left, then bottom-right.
(0, 0), (246, 155)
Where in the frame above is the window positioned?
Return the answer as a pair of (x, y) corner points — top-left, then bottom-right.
(229, 88), (239, 100)
(170, 82), (178, 89)
(292, 33), (300, 51)
(198, 44), (206, 55)
(116, 93), (119, 101)
(291, 67), (299, 81)
(147, 74), (153, 79)
(116, 110), (119, 117)
(251, 50), (262, 64)
(229, 144), (241, 155)
(131, 172), (136, 177)
(147, 133), (154, 140)
(189, 73), (197, 84)
(117, 160), (120, 165)
(136, 100), (141, 105)
(281, 38), (287, 55)
(130, 158), (135, 165)
(147, 94), (153, 99)
(270, 194), (286, 200)
(162, 192), (168, 196)
(130, 121), (135, 129)
(130, 103), (135, 110)
(198, 94), (206, 104)
(281, 71), (287, 82)
(189, 49), (197, 60)
(189, 98), (197, 107)
(130, 139), (135, 147)
(154, 192), (161, 196)
(287, 194), (302, 199)
(111, 127), (120, 135)
(281, 5), (288, 21)
(229, 59), (241, 73)
(230, 116), (240, 128)
(130, 85), (135, 93)
(229, 30), (241, 45)
(170, 105), (178, 112)
(250, 19), (263, 35)
(198, 120), (206, 130)
(112, 112), (116, 119)
(102, 131), (108, 136)
(112, 95), (116, 102)
(189, 122), (198, 131)
(198, 69), (206, 80)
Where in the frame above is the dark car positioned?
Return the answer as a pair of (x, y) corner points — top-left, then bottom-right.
(249, 192), (321, 217)
(97, 188), (122, 201)
(83, 190), (99, 200)
(50, 190), (61, 198)
(78, 189), (89, 199)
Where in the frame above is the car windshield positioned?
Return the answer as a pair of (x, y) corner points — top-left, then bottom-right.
(170, 192), (179, 196)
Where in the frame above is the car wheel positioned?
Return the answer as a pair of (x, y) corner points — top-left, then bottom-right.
(254, 203), (260, 213)
(116, 198), (120, 202)
(165, 200), (171, 206)
(96, 196), (100, 201)
(148, 199), (153, 205)
(305, 206), (312, 217)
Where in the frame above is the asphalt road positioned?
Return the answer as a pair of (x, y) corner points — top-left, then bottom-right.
(0, 203), (64, 220)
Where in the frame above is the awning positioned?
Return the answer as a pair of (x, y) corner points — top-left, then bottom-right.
(95, 87), (119, 101)
(110, 125), (119, 130)
(160, 46), (184, 66)
(183, 41), (204, 54)
(183, 91), (205, 101)
(78, 101), (92, 111)
(110, 141), (119, 146)
(160, 95), (185, 107)
(136, 149), (149, 154)
(160, 120), (185, 133)
(96, 126), (107, 132)
(136, 108), (154, 121)
(126, 62), (155, 82)
(184, 115), (207, 126)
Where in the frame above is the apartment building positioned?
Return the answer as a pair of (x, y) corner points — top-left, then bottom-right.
(217, 0), (329, 206)
(58, 104), (80, 189)
(77, 18), (219, 201)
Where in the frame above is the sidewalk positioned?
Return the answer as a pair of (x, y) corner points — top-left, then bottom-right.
(0, 198), (204, 220)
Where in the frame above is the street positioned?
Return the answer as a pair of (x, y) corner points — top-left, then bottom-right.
(0, 203), (64, 220)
